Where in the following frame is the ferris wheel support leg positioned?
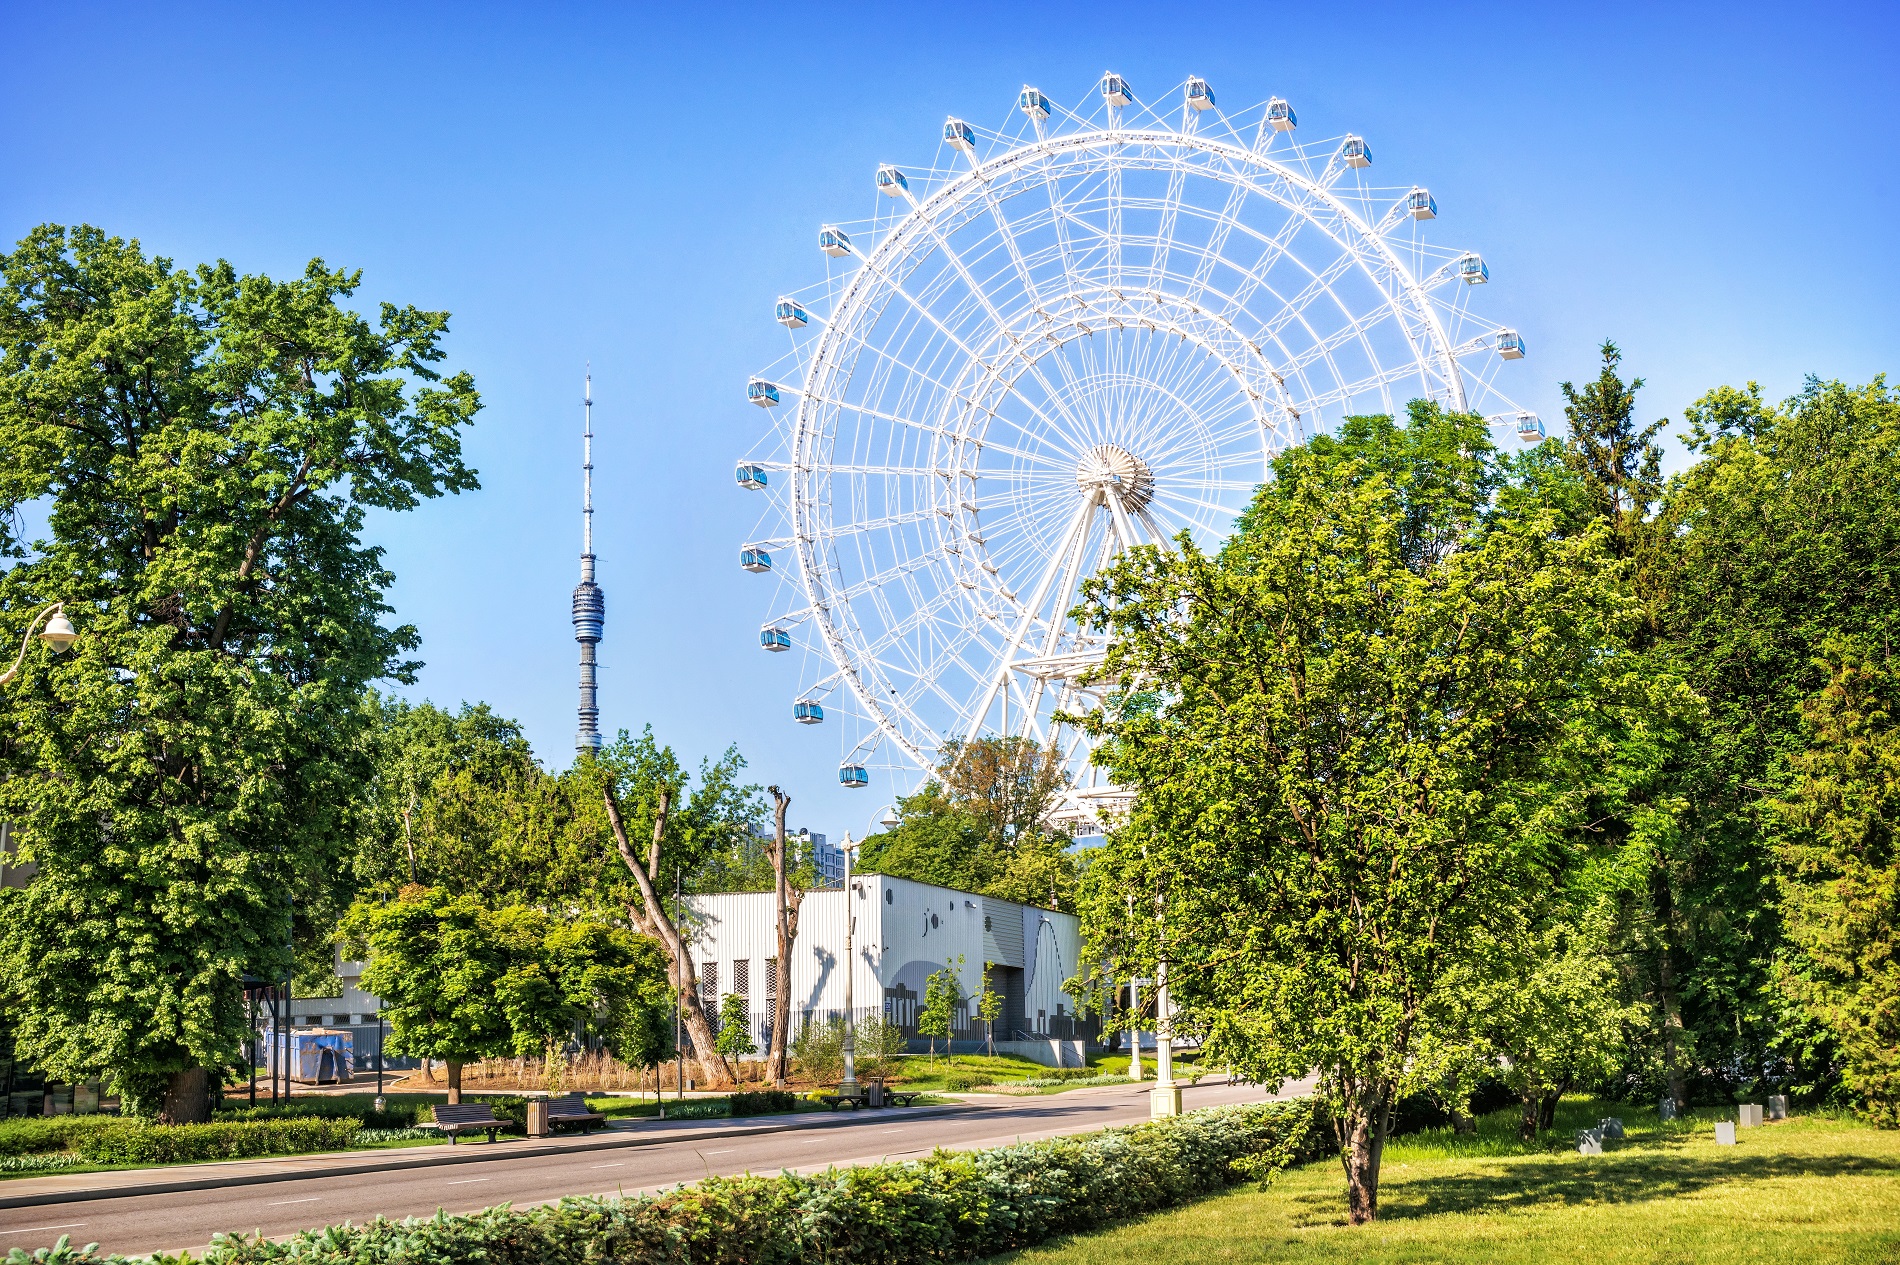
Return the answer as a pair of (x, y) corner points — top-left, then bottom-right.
(1104, 486), (1143, 554)
(963, 493), (1099, 757)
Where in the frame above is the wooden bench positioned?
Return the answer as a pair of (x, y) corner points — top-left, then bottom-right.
(546, 1093), (607, 1133)
(427, 1102), (506, 1144)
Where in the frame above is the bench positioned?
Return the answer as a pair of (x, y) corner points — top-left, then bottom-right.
(818, 1079), (923, 1110)
(427, 1102), (506, 1144)
(546, 1093), (607, 1133)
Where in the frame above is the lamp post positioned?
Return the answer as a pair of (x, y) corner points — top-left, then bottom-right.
(0, 603), (78, 685)
(837, 831), (860, 1098)
(1150, 880), (1181, 1118)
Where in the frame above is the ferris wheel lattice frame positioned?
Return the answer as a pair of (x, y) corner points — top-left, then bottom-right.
(736, 73), (1537, 824)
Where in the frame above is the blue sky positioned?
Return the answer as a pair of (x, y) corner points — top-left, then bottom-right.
(4, 2), (1896, 837)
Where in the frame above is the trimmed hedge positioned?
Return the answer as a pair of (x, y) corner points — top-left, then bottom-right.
(6, 1100), (1319, 1265)
(729, 1090), (797, 1117)
(73, 1117), (363, 1165)
(0, 1115), (121, 1157)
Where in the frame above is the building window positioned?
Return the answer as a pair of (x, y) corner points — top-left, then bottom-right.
(884, 984), (918, 1033)
(699, 961), (718, 1016)
(764, 958), (778, 1003)
(885, 889), (893, 904)
(732, 958), (750, 1000)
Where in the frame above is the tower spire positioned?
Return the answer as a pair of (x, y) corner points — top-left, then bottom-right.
(573, 367), (605, 755)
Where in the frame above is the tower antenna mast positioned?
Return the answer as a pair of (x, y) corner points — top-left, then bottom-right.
(574, 367), (605, 755)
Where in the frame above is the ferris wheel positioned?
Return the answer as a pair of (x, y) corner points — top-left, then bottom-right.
(736, 74), (1534, 817)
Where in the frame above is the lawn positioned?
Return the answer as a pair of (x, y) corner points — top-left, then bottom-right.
(988, 1100), (1900, 1265)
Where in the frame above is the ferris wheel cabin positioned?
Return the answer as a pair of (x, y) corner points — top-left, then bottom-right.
(775, 298), (809, 329)
(1408, 188), (1437, 220)
(819, 226), (852, 257)
(1185, 77), (1216, 111)
(760, 626), (791, 652)
(1101, 73), (1134, 107)
(944, 118), (975, 151)
(1495, 329), (1526, 360)
(1341, 135), (1372, 168)
(1516, 412), (1547, 442)
(1266, 97), (1297, 131)
(876, 165), (909, 196)
(839, 764), (870, 788)
(747, 378), (781, 407)
(1459, 254), (1490, 285)
(794, 700), (824, 725)
(735, 463), (768, 490)
(740, 548), (772, 574)
(1019, 87), (1052, 121)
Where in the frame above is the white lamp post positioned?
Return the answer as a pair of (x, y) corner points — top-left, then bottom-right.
(1151, 884), (1181, 1117)
(838, 831), (860, 1098)
(0, 603), (78, 685)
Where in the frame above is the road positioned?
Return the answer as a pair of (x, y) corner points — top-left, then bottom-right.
(0, 1079), (1279, 1258)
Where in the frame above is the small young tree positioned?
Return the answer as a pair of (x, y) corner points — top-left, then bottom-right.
(853, 1012), (908, 1080)
(613, 1000), (676, 1106)
(977, 965), (1005, 1057)
(919, 962), (961, 1061)
(714, 992), (756, 1081)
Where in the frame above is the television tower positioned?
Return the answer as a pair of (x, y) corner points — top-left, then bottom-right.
(573, 369), (605, 756)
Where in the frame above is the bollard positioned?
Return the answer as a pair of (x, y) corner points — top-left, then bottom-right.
(1715, 1120), (1736, 1146)
(1768, 1094), (1788, 1121)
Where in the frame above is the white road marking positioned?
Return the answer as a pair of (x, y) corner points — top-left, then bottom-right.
(590, 1162), (625, 1168)
(703, 1148), (735, 1154)
(0, 1225), (86, 1237)
(265, 1197), (320, 1206)
(880, 1128), (904, 1134)
(445, 1178), (488, 1185)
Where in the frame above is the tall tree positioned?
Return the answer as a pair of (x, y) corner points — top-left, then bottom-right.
(763, 786), (805, 1087)
(1559, 341), (1667, 571)
(1074, 405), (1671, 1222)
(0, 226), (477, 1121)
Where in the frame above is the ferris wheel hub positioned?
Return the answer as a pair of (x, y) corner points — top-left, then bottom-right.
(1076, 444), (1155, 513)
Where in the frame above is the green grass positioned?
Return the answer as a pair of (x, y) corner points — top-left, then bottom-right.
(987, 1100), (1900, 1265)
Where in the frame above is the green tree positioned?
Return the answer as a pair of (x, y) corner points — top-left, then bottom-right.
(919, 962), (962, 1061)
(1774, 645), (1900, 1124)
(1073, 405), (1675, 1223)
(0, 225), (478, 1121)
(976, 966), (1004, 1057)
(714, 993), (756, 1076)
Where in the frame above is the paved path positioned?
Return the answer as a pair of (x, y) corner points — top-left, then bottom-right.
(0, 1079), (1289, 1259)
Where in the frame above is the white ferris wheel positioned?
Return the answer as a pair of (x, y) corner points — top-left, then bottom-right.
(736, 74), (1535, 821)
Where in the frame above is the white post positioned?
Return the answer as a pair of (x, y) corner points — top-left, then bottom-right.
(1150, 885), (1181, 1118)
(1127, 978), (1143, 1080)
(838, 832), (858, 1097)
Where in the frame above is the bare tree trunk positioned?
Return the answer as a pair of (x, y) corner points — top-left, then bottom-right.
(764, 786), (805, 1088)
(1339, 1078), (1391, 1225)
(446, 1059), (464, 1104)
(1519, 1092), (1541, 1141)
(159, 1066), (211, 1124)
(602, 782), (732, 1088)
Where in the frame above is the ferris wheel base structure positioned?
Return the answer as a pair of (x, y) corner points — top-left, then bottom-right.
(737, 73), (1535, 828)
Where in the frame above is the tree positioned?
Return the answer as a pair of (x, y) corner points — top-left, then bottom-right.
(714, 992), (756, 1080)
(857, 782), (988, 891)
(1775, 645), (1900, 1124)
(762, 786), (806, 1087)
(1559, 341), (1667, 572)
(919, 961), (961, 1060)
(597, 727), (762, 1089)
(1073, 403), (1668, 1223)
(977, 967), (1004, 1057)
(0, 225), (478, 1121)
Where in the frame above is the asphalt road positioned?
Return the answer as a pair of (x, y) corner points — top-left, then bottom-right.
(0, 1079), (1278, 1258)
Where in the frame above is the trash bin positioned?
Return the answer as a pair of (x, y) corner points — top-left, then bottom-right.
(527, 1100), (550, 1138)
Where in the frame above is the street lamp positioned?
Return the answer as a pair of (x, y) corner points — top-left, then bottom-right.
(837, 831), (861, 1099)
(0, 603), (78, 685)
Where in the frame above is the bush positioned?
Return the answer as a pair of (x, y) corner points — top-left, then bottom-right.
(0, 1115), (121, 1157)
(945, 1073), (985, 1092)
(73, 1117), (363, 1165)
(216, 1096), (434, 1130)
(729, 1090), (796, 1117)
(13, 1101), (1322, 1265)
(0, 1151), (82, 1172)
(353, 1127), (436, 1144)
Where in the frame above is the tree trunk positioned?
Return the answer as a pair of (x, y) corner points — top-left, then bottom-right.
(764, 787), (805, 1088)
(446, 1059), (463, 1104)
(1519, 1092), (1541, 1140)
(1451, 1103), (1476, 1135)
(1655, 873), (1689, 1108)
(159, 1066), (211, 1124)
(1340, 1086), (1390, 1226)
(602, 783), (734, 1088)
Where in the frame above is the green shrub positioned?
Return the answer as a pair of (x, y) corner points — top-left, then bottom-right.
(74, 1116), (363, 1165)
(216, 1095), (435, 1130)
(352, 1127), (436, 1144)
(0, 1151), (82, 1173)
(729, 1090), (796, 1117)
(0, 1115), (122, 1157)
(945, 1073), (985, 1092)
(10, 1101), (1321, 1265)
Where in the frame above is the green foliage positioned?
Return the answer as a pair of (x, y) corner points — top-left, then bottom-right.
(70, 1116), (363, 1165)
(0, 1114), (122, 1156)
(0, 224), (479, 1117)
(1775, 644), (1900, 1124)
(919, 962), (961, 1055)
(790, 1015), (847, 1084)
(714, 993), (756, 1058)
(8, 1102), (1315, 1265)
(728, 1089), (796, 1116)
(339, 888), (667, 1074)
(1073, 403), (1686, 1221)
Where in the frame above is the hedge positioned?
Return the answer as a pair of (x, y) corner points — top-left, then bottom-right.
(729, 1090), (797, 1117)
(0, 1115), (121, 1157)
(1, 1100), (1321, 1265)
(72, 1117), (363, 1165)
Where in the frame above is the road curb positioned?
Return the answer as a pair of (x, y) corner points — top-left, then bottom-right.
(0, 1104), (977, 1210)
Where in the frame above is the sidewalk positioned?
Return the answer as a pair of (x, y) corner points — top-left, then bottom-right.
(0, 1104), (975, 1210)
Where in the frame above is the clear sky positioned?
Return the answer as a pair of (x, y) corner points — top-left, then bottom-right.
(5, 2), (1896, 838)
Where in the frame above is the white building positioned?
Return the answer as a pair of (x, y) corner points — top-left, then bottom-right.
(685, 873), (1093, 1061)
